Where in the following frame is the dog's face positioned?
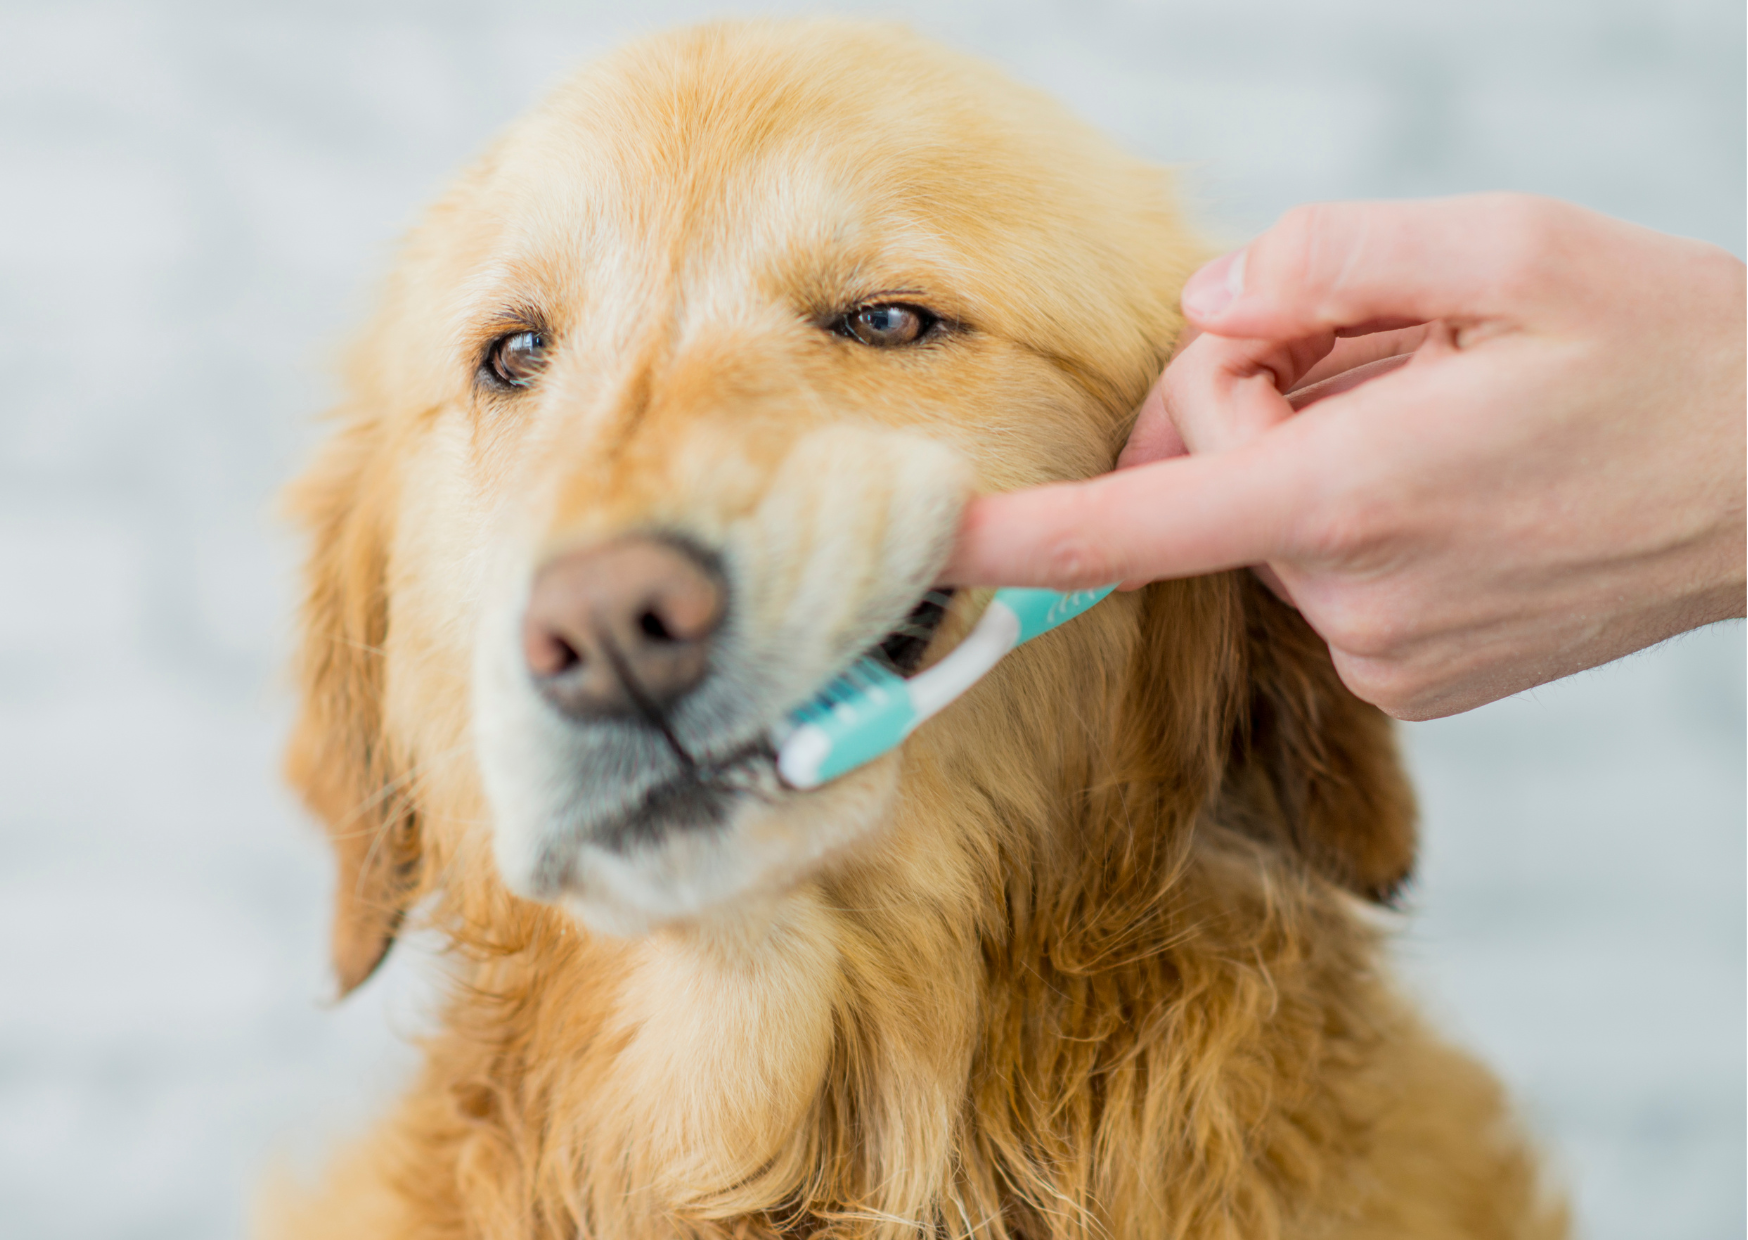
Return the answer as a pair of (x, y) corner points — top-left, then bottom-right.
(295, 22), (1191, 939)
(288, 22), (1410, 993)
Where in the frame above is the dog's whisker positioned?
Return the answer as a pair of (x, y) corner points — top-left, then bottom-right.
(345, 741), (473, 900)
(329, 739), (473, 839)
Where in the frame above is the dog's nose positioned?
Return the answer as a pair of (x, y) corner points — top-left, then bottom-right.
(522, 537), (725, 718)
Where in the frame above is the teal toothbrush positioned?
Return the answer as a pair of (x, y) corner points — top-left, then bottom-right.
(773, 586), (1114, 789)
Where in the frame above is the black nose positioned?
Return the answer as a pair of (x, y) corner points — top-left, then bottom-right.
(521, 536), (725, 719)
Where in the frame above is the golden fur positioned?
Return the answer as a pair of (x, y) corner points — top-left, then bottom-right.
(272, 20), (1565, 1239)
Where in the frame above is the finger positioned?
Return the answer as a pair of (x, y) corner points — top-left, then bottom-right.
(1181, 194), (1578, 339)
(1137, 322), (1431, 468)
(938, 437), (1308, 589)
(1288, 352), (1414, 411)
(1290, 322), (1433, 391)
(1154, 330), (1333, 455)
(1116, 322), (1207, 469)
(1122, 318), (1431, 475)
(1117, 377), (1188, 469)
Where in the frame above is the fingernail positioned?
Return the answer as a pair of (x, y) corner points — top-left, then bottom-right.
(1181, 248), (1246, 320)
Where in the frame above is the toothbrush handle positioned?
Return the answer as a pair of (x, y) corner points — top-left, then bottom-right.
(903, 585), (1116, 723)
(901, 599), (1018, 720)
(774, 585), (1116, 790)
(991, 585), (1116, 644)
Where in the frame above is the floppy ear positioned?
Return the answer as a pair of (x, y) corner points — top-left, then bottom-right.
(1218, 574), (1418, 902)
(283, 409), (423, 996)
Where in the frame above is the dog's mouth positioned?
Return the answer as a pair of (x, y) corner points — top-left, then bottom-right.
(583, 736), (778, 853)
(869, 588), (955, 676)
(716, 586), (960, 772)
(604, 587), (959, 823)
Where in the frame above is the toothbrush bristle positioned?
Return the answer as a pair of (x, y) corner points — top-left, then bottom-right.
(795, 655), (902, 724)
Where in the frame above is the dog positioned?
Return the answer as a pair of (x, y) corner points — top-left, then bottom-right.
(274, 19), (1565, 1239)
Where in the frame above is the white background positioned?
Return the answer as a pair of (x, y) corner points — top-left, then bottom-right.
(0, 2), (1741, 1237)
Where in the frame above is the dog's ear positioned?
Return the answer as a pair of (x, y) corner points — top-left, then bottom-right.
(1218, 574), (1418, 902)
(283, 407), (422, 996)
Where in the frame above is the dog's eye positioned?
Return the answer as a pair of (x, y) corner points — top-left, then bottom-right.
(484, 330), (549, 388)
(837, 303), (937, 347)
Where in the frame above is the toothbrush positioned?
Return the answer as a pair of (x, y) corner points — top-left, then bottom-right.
(773, 586), (1115, 789)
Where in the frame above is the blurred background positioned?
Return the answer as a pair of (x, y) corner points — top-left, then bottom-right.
(0, 1), (1740, 1236)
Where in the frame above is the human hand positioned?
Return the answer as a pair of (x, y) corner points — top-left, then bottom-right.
(941, 194), (1745, 719)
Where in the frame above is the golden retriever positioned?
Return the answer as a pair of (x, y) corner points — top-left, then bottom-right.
(275, 19), (1564, 1239)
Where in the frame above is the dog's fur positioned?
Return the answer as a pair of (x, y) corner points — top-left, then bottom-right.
(274, 21), (1564, 1239)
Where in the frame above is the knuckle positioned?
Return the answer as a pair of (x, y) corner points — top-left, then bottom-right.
(1330, 651), (1429, 719)
(1262, 199), (1423, 331)
(1042, 534), (1089, 584)
(1301, 565), (1414, 662)
(1042, 507), (1116, 589)
(1153, 356), (1190, 405)
(1320, 603), (1406, 662)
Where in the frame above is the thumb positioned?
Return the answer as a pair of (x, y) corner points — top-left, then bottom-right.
(1182, 194), (1568, 339)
